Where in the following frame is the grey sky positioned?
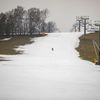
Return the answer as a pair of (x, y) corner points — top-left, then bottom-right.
(0, 0), (100, 31)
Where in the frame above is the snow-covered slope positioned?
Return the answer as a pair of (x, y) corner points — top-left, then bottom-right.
(0, 32), (100, 100)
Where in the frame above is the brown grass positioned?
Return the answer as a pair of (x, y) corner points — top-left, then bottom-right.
(0, 34), (48, 61)
(76, 32), (99, 63)
(0, 36), (34, 55)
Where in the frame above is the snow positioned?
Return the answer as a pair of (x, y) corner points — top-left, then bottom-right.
(0, 37), (11, 41)
(0, 32), (100, 100)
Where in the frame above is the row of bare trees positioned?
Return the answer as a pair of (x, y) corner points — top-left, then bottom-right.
(0, 6), (58, 36)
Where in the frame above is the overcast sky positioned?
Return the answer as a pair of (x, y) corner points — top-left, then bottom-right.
(0, 0), (100, 32)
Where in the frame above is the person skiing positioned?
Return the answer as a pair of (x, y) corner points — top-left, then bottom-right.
(52, 48), (54, 51)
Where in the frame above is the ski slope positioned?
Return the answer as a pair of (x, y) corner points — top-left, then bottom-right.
(0, 32), (100, 100)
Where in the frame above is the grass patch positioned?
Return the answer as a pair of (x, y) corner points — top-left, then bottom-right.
(0, 34), (48, 55)
(0, 34), (48, 61)
(0, 36), (34, 55)
(76, 32), (99, 63)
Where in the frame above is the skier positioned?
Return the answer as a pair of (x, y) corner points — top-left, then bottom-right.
(52, 48), (54, 51)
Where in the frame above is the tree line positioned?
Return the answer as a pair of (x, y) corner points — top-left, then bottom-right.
(0, 6), (58, 36)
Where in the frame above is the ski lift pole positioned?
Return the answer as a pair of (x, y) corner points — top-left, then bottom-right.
(76, 16), (82, 32)
(81, 16), (89, 39)
(79, 20), (81, 32)
(84, 19), (86, 37)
